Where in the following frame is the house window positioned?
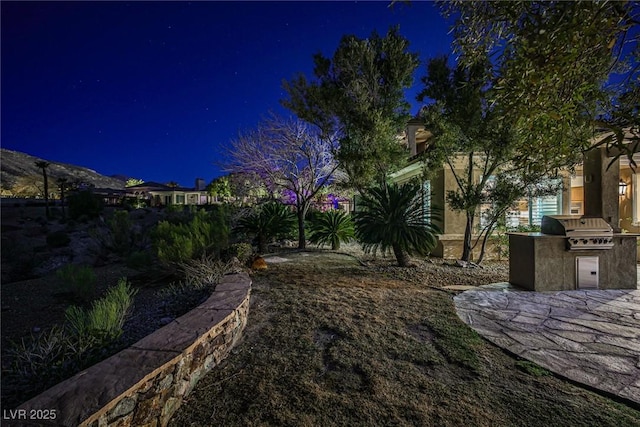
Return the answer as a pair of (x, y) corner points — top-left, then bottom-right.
(480, 177), (562, 228)
(528, 193), (562, 225)
(421, 180), (432, 223)
(175, 194), (185, 204)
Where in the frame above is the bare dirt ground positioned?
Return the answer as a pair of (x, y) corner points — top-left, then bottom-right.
(170, 251), (640, 427)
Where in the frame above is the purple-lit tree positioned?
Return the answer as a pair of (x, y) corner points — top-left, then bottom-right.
(225, 115), (343, 249)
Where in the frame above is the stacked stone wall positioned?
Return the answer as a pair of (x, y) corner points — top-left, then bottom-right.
(15, 272), (251, 427)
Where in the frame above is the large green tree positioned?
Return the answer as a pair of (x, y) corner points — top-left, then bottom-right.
(207, 176), (232, 203)
(440, 0), (639, 165)
(282, 26), (419, 190)
(418, 57), (575, 262)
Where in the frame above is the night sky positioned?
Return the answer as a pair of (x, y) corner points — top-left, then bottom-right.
(2, 1), (452, 187)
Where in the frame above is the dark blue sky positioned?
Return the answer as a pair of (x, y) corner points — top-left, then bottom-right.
(2, 1), (452, 187)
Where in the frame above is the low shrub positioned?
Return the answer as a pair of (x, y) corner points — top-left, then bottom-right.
(228, 242), (254, 263)
(4, 278), (137, 407)
(235, 202), (296, 253)
(153, 208), (230, 267)
(46, 231), (71, 248)
(107, 210), (134, 256)
(309, 210), (355, 250)
(178, 254), (231, 285)
(153, 221), (195, 265)
(5, 326), (98, 404)
(56, 264), (97, 303)
(65, 278), (137, 343)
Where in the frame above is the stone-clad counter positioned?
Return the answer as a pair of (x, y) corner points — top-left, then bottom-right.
(508, 233), (638, 291)
(14, 272), (252, 427)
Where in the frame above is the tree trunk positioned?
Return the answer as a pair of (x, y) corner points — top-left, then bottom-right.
(42, 169), (50, 219)
(476, 221), (499, 265)
(476, 231), (490, 265)
(297, 201), (307, 249)
(332, 240), (339, 251)
(461, 212), (474, 262)
(258, 234), (268, 254)
(392, 243), (411, 267)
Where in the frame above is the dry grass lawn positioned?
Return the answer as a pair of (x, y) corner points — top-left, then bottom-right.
(170, 251), (640, 427)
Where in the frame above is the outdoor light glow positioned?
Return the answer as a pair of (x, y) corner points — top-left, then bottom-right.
(619, 179), (627, 196)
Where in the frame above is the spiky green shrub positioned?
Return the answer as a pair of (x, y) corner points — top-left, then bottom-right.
(235, 202), (296, 254)
(309, 210), (355, 250)
(5, 278), (136, 406)
(153, 208), (230, 267)
(107, 210), (134, 256)
(64, 278), (137, 343)
(153, 220), (195, 265)
(354, 181), (441, 267)
(56, 264), (97, 302)
(228, 242), (254, 263)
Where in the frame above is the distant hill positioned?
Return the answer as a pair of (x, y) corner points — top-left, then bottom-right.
(1, 148), (126, 196)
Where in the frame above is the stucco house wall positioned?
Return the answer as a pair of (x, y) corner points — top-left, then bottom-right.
(394, 122), (638, 262)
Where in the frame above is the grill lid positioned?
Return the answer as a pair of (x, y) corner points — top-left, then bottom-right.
(541, 215), (613, 236)
(540, 215), (614, 250)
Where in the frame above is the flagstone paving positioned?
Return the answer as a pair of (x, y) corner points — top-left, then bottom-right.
(454, 283), (640, 406)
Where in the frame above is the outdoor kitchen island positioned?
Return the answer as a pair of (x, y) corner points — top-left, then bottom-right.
(508, 216), (639, 292)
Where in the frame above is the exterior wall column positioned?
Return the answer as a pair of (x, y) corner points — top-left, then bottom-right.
(407, 124), (419, 157)
(583, 148), (620, 231)
(406, 119), (424, 157)
(561, 174), (572, 215)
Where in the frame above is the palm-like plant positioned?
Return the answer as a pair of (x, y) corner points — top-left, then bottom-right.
(309, 210), (355, 250)
(35, 161), (50, 219)
(236, 202), (296, 254)
(354, 181), (441, 267)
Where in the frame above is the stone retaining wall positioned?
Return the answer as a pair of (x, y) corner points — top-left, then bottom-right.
(15, 272), (252, 427)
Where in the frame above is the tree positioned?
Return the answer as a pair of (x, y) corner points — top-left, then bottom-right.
(418, 57), (573, 262)
(225, 115), (341, 249)
(57, 177), (69, 219)
(207, 176), (232, 203)
(440, 1), (639, 166)
(125, 178), (144, 187)
(34, 161), (51, 219)
(353, 181), (441, 267)
(282, 26), (419, 190)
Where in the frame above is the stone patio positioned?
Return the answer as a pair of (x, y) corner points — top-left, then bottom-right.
(454, 282), (640, 406)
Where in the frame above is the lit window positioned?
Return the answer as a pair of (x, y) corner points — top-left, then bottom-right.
(422, 180), (432, 223)
(479, 177), (562, 228)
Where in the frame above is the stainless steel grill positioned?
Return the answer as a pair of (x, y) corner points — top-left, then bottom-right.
(540, 215), (614, 250)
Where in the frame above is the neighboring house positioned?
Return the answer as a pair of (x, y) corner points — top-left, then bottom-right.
(126, 179), (212, 206)
(392, 121), (639, 260)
